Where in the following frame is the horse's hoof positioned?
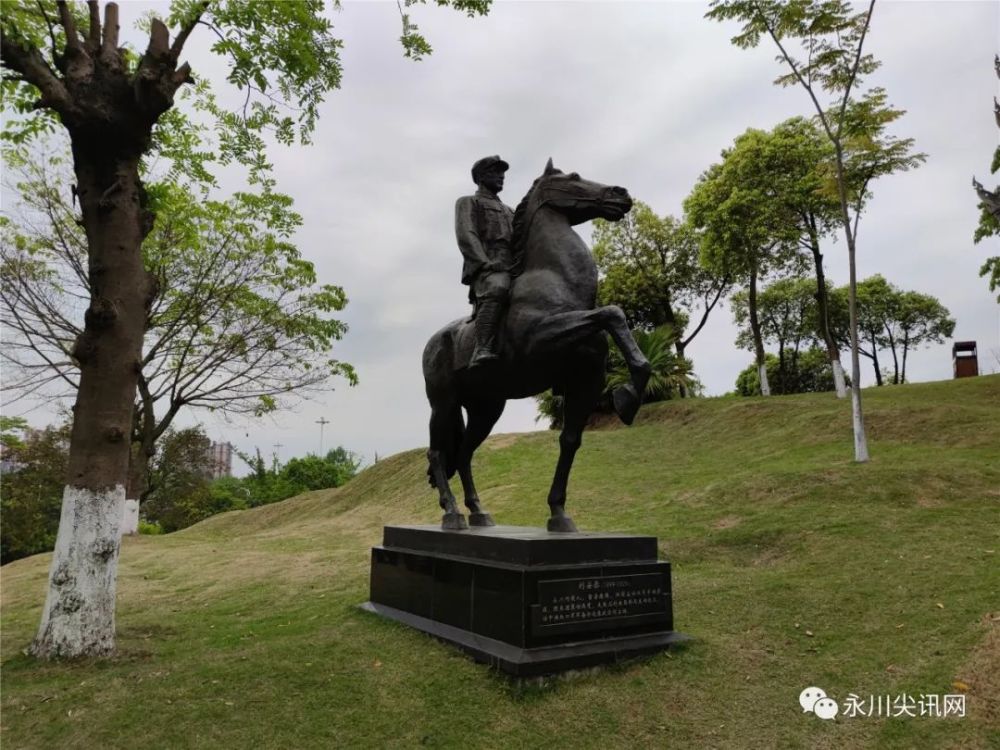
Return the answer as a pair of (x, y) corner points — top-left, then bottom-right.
(469, 512), (495, 527)
(441, 512), (468, 531)
(547, 515), (578, 533)
(612, 384), (641, 426)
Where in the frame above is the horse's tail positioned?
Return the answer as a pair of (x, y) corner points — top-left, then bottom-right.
(422, 320), (467, 487)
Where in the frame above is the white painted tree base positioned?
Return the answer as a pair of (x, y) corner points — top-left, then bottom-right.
(30, 485), (124, 659)
(758, 364), (771, 396)
(832, 360), (847, 398)
(851, 389), (870, 462)
(121, 499), (139, 535)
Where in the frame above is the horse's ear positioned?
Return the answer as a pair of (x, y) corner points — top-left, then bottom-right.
(544, 157), (556, 175)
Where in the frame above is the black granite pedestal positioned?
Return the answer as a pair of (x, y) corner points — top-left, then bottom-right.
(360, 525), (688, 676)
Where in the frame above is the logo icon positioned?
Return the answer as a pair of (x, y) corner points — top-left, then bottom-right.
(800, 686), (839, 720)
(814, 697), (840, 720)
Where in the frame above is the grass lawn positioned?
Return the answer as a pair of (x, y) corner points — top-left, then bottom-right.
(2, 375), (998, 749)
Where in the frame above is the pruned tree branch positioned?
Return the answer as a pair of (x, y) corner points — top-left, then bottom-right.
(0, 31), (73, 114)
(86, 0), (101, 47)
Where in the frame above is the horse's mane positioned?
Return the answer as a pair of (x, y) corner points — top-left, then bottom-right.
(511, 169), (561, 260)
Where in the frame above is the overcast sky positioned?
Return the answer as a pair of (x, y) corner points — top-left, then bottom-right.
(6, 1), (1000, 470)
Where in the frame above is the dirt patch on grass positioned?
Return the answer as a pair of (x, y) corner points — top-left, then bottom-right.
(483, 434), (520, 450)
(956, 612), (1000, 728)
(712, 515), (742, 530)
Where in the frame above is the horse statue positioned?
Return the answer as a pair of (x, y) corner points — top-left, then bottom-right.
(422, 159), (650, 532)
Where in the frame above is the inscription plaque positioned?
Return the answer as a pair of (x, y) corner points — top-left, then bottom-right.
(531, 572), (669, 636)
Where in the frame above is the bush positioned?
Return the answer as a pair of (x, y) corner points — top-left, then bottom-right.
(138, 520), (164, 535)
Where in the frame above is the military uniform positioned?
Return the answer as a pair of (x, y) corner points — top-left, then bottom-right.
(455, 156), (515, 367)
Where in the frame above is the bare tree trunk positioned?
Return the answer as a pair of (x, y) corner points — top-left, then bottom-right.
(901, 334), (910, 384)
(660, 301), (689, 399)
(777, 336), (787, 394)
(834, 151), (869, 460)
(884, 326), (900, 384)
(123, 436), (153, 535)
(808, 232), (846, 397)
(870, 341), (884, 386)
(675, 279), (728, 399)
(748, 265), (770, 396)
(848, 260), (869, 460)
(31, 148), (155, 658)
(674, 340), (688, 398)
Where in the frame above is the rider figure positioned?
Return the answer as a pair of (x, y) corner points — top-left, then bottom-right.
(455, 155), (515, 369)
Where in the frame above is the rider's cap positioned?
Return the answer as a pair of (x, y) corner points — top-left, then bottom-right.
(471, 155), (510, 184)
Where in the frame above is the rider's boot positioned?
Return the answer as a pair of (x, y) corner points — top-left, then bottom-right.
(470, 297), (502, 369)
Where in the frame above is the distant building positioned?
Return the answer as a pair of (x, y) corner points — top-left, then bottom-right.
(208, 441), (233, 479)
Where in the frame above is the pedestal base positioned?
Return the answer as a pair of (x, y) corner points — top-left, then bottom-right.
(361, 525), (689, 676)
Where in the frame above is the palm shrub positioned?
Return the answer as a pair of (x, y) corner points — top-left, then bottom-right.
(606, 325), (699, 403)
(535, 326), (699, 428)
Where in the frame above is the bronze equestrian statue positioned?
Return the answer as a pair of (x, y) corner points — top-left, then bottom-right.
(423, 159), (649, 532)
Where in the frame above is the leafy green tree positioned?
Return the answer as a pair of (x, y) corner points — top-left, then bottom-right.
(830, 277), (954, 386)
(833, 275), (893, 386)
(971, 55), (1000, 301)
(1, 0), (490, 659)
(708, 0), (926, 462)
(731, 276), (817, 394)
(0, 422), (69, 563)
(740, 118), (848, 396)
(893, 291), (955, 384)
(684, 136), (804, 397)
(1, 145), (356, 507)
(141, 426), (214, 532)
(593, 201), (729, 395)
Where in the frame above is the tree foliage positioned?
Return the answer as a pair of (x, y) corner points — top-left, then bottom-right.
(731, 275), (817, 387)
(0, 422), (69, 563)
(1, 143), (356, 500)
(142, 426), (218, 532)
(970, 56), (1000, 301)
(685, 130), (807, 395)
(829, 276), (955, 386)
(593, 201), (728, 355)
(280, 447), (361, 494)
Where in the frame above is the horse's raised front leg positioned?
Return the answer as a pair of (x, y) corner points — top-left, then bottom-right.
(456, 398), (506, 527)
(524, 305), (650, 424)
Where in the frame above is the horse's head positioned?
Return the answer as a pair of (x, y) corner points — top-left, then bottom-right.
(531, 158), (633, 225)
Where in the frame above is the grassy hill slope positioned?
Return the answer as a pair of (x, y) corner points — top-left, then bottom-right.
(2, 376), (999, 749)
